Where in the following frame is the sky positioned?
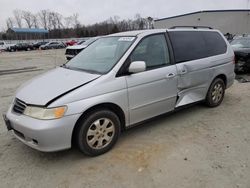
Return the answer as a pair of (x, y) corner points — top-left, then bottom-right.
(0, 0), (249, 31)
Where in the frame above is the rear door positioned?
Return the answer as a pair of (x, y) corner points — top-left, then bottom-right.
(124, 34), (178, 125)
(168, 31), (227, 107)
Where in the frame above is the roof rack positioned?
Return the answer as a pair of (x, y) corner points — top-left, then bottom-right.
(170, 26), (213, 29)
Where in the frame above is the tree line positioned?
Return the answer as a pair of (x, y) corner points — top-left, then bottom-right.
(1, 9), (154, 39)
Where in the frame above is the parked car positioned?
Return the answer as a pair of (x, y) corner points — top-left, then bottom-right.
(3, 28), (235, 156)
(66, 40), (77, 46)
(0, 41), (7, 51)
(6, 43), (34, 52)
(231, 37), (250, 73)
(32, 41), (48, 49)
(40, 41), (65, 50)
(65, 37), (100, 60)
(77, 40), (87, 45)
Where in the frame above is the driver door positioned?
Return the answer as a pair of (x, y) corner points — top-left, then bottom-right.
(125, 34), (178, 125)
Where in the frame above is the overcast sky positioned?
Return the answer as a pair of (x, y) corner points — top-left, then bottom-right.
(0, 0), (249, 30)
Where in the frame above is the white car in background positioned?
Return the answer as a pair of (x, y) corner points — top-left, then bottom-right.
(0, 42), (16, 52)
(0, 41), (7, 51)
(65, 37), (100, 60)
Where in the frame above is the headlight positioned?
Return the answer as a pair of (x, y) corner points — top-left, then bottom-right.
(23, 106), (67, 120)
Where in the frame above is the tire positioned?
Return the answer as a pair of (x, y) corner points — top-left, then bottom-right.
(75, 109), (121, 156)
(205, 78), (225, 107)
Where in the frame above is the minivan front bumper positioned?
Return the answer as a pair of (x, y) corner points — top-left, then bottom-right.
(5, 106), (80, 152)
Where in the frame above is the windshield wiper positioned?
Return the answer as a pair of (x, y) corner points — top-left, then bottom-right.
(60, 64), (69, 69)
(64, 66), (101, 75)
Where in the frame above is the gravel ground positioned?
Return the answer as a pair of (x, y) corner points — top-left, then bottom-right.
(0, 50), (250, 188)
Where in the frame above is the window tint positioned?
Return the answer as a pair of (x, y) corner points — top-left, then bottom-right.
(169, 31), (227, 63)
(130, 34), (170, 69)
(203, 31), (227, 56)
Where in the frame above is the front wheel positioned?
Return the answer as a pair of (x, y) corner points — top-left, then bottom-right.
(205, 78), (225, 107)
(75, 109), (121, 156)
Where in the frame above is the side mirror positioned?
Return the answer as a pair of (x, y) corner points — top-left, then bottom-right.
(128, 61), (146, 74)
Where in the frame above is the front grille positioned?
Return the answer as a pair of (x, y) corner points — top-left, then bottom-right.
(65, 49), (83, 55)
(12, 98), (27, 114)
(66, 49), (75, 55)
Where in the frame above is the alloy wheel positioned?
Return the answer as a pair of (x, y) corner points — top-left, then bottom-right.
(86, 118), (115, 149)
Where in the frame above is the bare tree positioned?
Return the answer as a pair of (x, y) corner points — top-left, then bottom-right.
(47, 11), (62, 30)
(64, 13), (80, 29)
(134, 13), (147, 30)
(5, 9), (155, 39)
(38, 10), (50, 29)
(22, 11), (33, 28)
(13, 9), (23, 28)
(6, 17), (14, 29)
(64, 16), (73, 28)
(55, 12), (64, 29)
(72, 13), (80, 28)
(32, 14), (39, 28)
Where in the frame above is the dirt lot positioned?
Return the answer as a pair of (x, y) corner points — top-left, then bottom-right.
(0, 50), (250, 188)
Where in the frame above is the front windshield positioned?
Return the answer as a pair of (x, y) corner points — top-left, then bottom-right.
(66, 36), (135, 74)
(82, 37), (99, 46)
(77, 40), (86, 45)
(231, 38), (250, 48)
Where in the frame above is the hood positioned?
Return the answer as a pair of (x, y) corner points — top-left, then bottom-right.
(66, 45), (87, 50)
(16, 67), (101, 106)
(233, 47), (250, 54)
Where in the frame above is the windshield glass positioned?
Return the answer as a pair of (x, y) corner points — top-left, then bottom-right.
(82, 37), (99, 46)
(231, 38), (250, 48)
(66, 36), (135, 74)
(77, 40), (85, 45)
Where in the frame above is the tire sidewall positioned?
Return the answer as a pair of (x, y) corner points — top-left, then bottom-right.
(206, 78), (225, 107)
(76, 110), (121, 156)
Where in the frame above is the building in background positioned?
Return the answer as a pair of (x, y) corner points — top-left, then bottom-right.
(6, 28), (49, 40)
(154, 10), (250, 36)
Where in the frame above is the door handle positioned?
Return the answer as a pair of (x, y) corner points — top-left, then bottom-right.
(179, 69), (187, 75)
(166, 73), (176, 78)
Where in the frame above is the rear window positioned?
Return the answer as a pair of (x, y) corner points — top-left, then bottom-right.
(169, 31), (227, 63)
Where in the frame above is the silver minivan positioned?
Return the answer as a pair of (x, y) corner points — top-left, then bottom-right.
(3, 28), (235, 156)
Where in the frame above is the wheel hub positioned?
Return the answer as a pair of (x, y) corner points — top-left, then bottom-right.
(86, 118), (115, 149)
(211, 83), (223, 103)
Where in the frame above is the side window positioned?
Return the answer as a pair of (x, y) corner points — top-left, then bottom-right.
(130, 34), (170, 69)
(169, 31), (207, 63)
(202, 31), (227, 56)
(169, 31), (227, 63)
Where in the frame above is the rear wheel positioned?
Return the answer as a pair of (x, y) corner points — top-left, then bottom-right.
(75, 109), (121, 156)
(205, 78), (225, 107)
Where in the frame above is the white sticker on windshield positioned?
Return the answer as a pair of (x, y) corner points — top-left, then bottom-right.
(118, 37), (135, 42)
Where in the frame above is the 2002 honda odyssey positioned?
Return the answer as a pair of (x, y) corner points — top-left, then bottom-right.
(3, 27), (235, 156)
